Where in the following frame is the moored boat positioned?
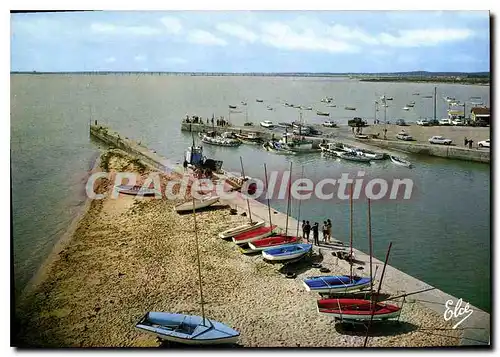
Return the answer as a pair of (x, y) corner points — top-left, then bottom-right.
(339, 151), (371, 163)
(345, 107), (356, 111)
(232, 225), (277, 245)
(262, 243), (312, 262)
(175, 195), (220, 213)
(303, 275), (371, 294)
(317, 111), (330, 116)
(354, 149), (385, 160)
(316, 299), (401, 321)
(390, 155), (412, 168)
(136, 312), (240, 345)
(218, 221), (265, 239)
(262, 141), (296, 155)
(228, 105), (237, 109)
(256, 99), (263, 103)
(234, 132), (263, 144)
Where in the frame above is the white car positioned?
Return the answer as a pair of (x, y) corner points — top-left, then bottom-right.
(439, 118), (452, 125)
(452, 119), (465, 126)
(260, 120), (275, 129)
(478, 139), (490, 148)
(322, 120), (337, 127)
(396, 132), (413, 141)
(428, 136), (452, 145)
(416, 119), (430, 126)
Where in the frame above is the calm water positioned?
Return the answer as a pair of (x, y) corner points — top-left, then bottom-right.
(11, 74), (490, 311)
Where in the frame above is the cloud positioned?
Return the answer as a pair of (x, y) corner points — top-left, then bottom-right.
(134, 55), (146, 62)
(104, 57), (116, 63)
(160, 16), (183, 35)
(216, 23), (258, 43)
(186, 30), (227, 46)
(379, 28), (474, 47)
(259, 22), (359, 53)
(165, 57), (187, 64)
(90, 23), (161, 36)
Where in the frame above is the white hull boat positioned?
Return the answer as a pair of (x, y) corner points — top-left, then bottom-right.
(390, 155), (412, 168)
(175, 195), (220, 213)
(218, 221), (265, 239)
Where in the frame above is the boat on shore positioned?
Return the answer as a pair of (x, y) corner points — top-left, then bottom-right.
(248, 235), (300, 251)
(303, 275), (371, 294)
(175, 195), (220, 213)
(218, 221), (265, 239)
(232, 225), (277, 245)
(317, 299), (401, 321)
(116, 185), (157, 196)
(262, 243), (312, 262)
(390, 155), (412, 168)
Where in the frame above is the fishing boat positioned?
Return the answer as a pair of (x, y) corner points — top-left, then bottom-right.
(200, 131), (241, 147)
(116, 184), (158, 196)
(317, 111), (330, 116)
(303, 275), (371, 294)
(390, 155), (412, 168)
(247, 235), (299, 251)
(345, 107), (356, 111)
(279, 134), (314, 152)
(137, 199), (240, 345)
(175, 195), (220, 213)
(262, 243), (312, 262)
(339, 151), (371, 163)
(262, 141), (296, 155)
(234, 132), (263, 144)
(218, 221), (265, 239)
(316, 298), (401, 321)
(136, 312), (239, 345)
(232, 225), (277, 245)
(260, 120), (275, 129)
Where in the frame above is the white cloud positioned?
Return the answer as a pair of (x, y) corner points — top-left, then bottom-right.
(379, 28), (474, 47)
(90, 23), (161, 36)
(216, 23), (258, 43)
(134, 55), (147, 62)
(259, 22), (359, 53)
(165, 57), (187, 64)
(104, 57), (116, 63)
(161, 16), (183, 35)
(187, 30), (227, 46)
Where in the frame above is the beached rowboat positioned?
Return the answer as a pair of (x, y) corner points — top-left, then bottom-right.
(262, 243), (312, 261)
(218, 221), (265, 239)
(316, 299), (401, 321)
(232, 225), (277, 245)
(136, 311), (240, 345)
(303, 275), (371, 294)
(175, 195), (220, 213)
(116, 184), (158, 196)
(247, 235), (299, 251)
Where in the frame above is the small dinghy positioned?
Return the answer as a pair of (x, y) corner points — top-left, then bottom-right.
(316, 299), (401, 321)
(317, 111), (330, 116)
(232, 225), (277, 245)
(339, 151), (371, 163)
(218, 221), (265, 239)
(136, 312), (240, 345)
(262, 243), (312, 262)
(390, 155), (412, 168)
(175, 195), (220, 213)
(247, 235), (299, 251)
(303, 275), (371, 294)
(116, 185), (157, 196)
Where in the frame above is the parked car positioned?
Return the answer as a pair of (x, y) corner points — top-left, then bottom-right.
(478, 139), (490, 148)
(439, 118), (452, 126)
(427, 119), (440, 126)
(452, 118), (465, 126)
(322, 120), (337, 128)
(396, 119), (407, 126)
(428, 136), (452, 145)
(396, 132), (413, 141)
(416, 119), (430, 126)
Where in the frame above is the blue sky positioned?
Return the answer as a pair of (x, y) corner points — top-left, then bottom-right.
(10, 11), (490, 73)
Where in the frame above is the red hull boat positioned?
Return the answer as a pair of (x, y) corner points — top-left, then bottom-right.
(317, 298), (401, 321)
(232, 225), (277, 245)
(247, 235), (299, 251)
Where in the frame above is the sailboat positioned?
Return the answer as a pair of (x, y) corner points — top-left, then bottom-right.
(136, 199), (240, 345)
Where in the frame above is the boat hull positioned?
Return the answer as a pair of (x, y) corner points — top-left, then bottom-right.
(317, 299), (401, 321)
(232, 225), (277, 244)
(390, 156), (412, 168)
(340, 153), (371, 162)
(303, 275), (372, 294)
(248, 235), (299, 251)
(116, 185), (158, 196)
(175, 196), (220, 213)
(218, 221), (265, 239)
(262, 243), (312, 261)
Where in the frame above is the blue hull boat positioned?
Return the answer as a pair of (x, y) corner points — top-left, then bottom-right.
(303, 275), (371, 294)
(135, 312), (240, 345)
(262, 243), (312, 261)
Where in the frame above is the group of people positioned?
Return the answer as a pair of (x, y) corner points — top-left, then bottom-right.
(464, 137), (475, 149)
(301, 219), (332, 246)
(183, 115), (230, 127)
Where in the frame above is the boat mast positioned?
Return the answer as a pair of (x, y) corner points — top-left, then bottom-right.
(264, 164), (273, 227)
(433, 86), (437, 121)
(192, 198), (206, 326)
(349, 183), (353, 279)
(367, 198), (373, 293)
(240, 156), (253, 224)
(285, 161), (293, 236)
(295, 165), (304, 237)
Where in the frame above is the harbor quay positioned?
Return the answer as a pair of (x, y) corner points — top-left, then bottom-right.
(89, 123), (489, 346)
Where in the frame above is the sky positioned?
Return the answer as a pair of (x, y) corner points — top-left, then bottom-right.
(10, 10), (490, 73)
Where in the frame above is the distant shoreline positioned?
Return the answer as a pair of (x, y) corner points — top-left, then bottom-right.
(359, 77), (490, 86)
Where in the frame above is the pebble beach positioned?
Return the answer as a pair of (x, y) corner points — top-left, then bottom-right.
(14, 150), (464, 348)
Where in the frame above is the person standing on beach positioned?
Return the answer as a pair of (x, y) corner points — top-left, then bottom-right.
(312, 222), (319, 246)
(301, 220), (306, 238)
(326, 219), (332, 243)
(322, 221), (328, 243)
(464, 137), (468, 147)
(469, 139), (474, 149)
(304, 221), (311, 242)
(183, 159), (188, 172)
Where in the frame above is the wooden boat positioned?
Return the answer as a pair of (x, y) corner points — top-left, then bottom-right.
(247, 235), (299, 251)
(262, 243), (312, 261)
(345, 107), (356, 111)
(262, 141), (296, 155)
(116, 184), (157, 196)
(316, 299), (401, 321)
(218, 221), (265, 239)
(232, 225), (277, 245)
(355, 149), (385, 160)
(339, 151), (371, 163)
(175, 195), (220, 213)
(303, 275), (371, 294)
(234, 132), (263, 144)
(317, 111), (330, 116)
(136, 312), (239, 345)
(390, 155), (412, 168)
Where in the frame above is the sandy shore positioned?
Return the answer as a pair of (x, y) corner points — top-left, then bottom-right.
(14, 150), (463, 347)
